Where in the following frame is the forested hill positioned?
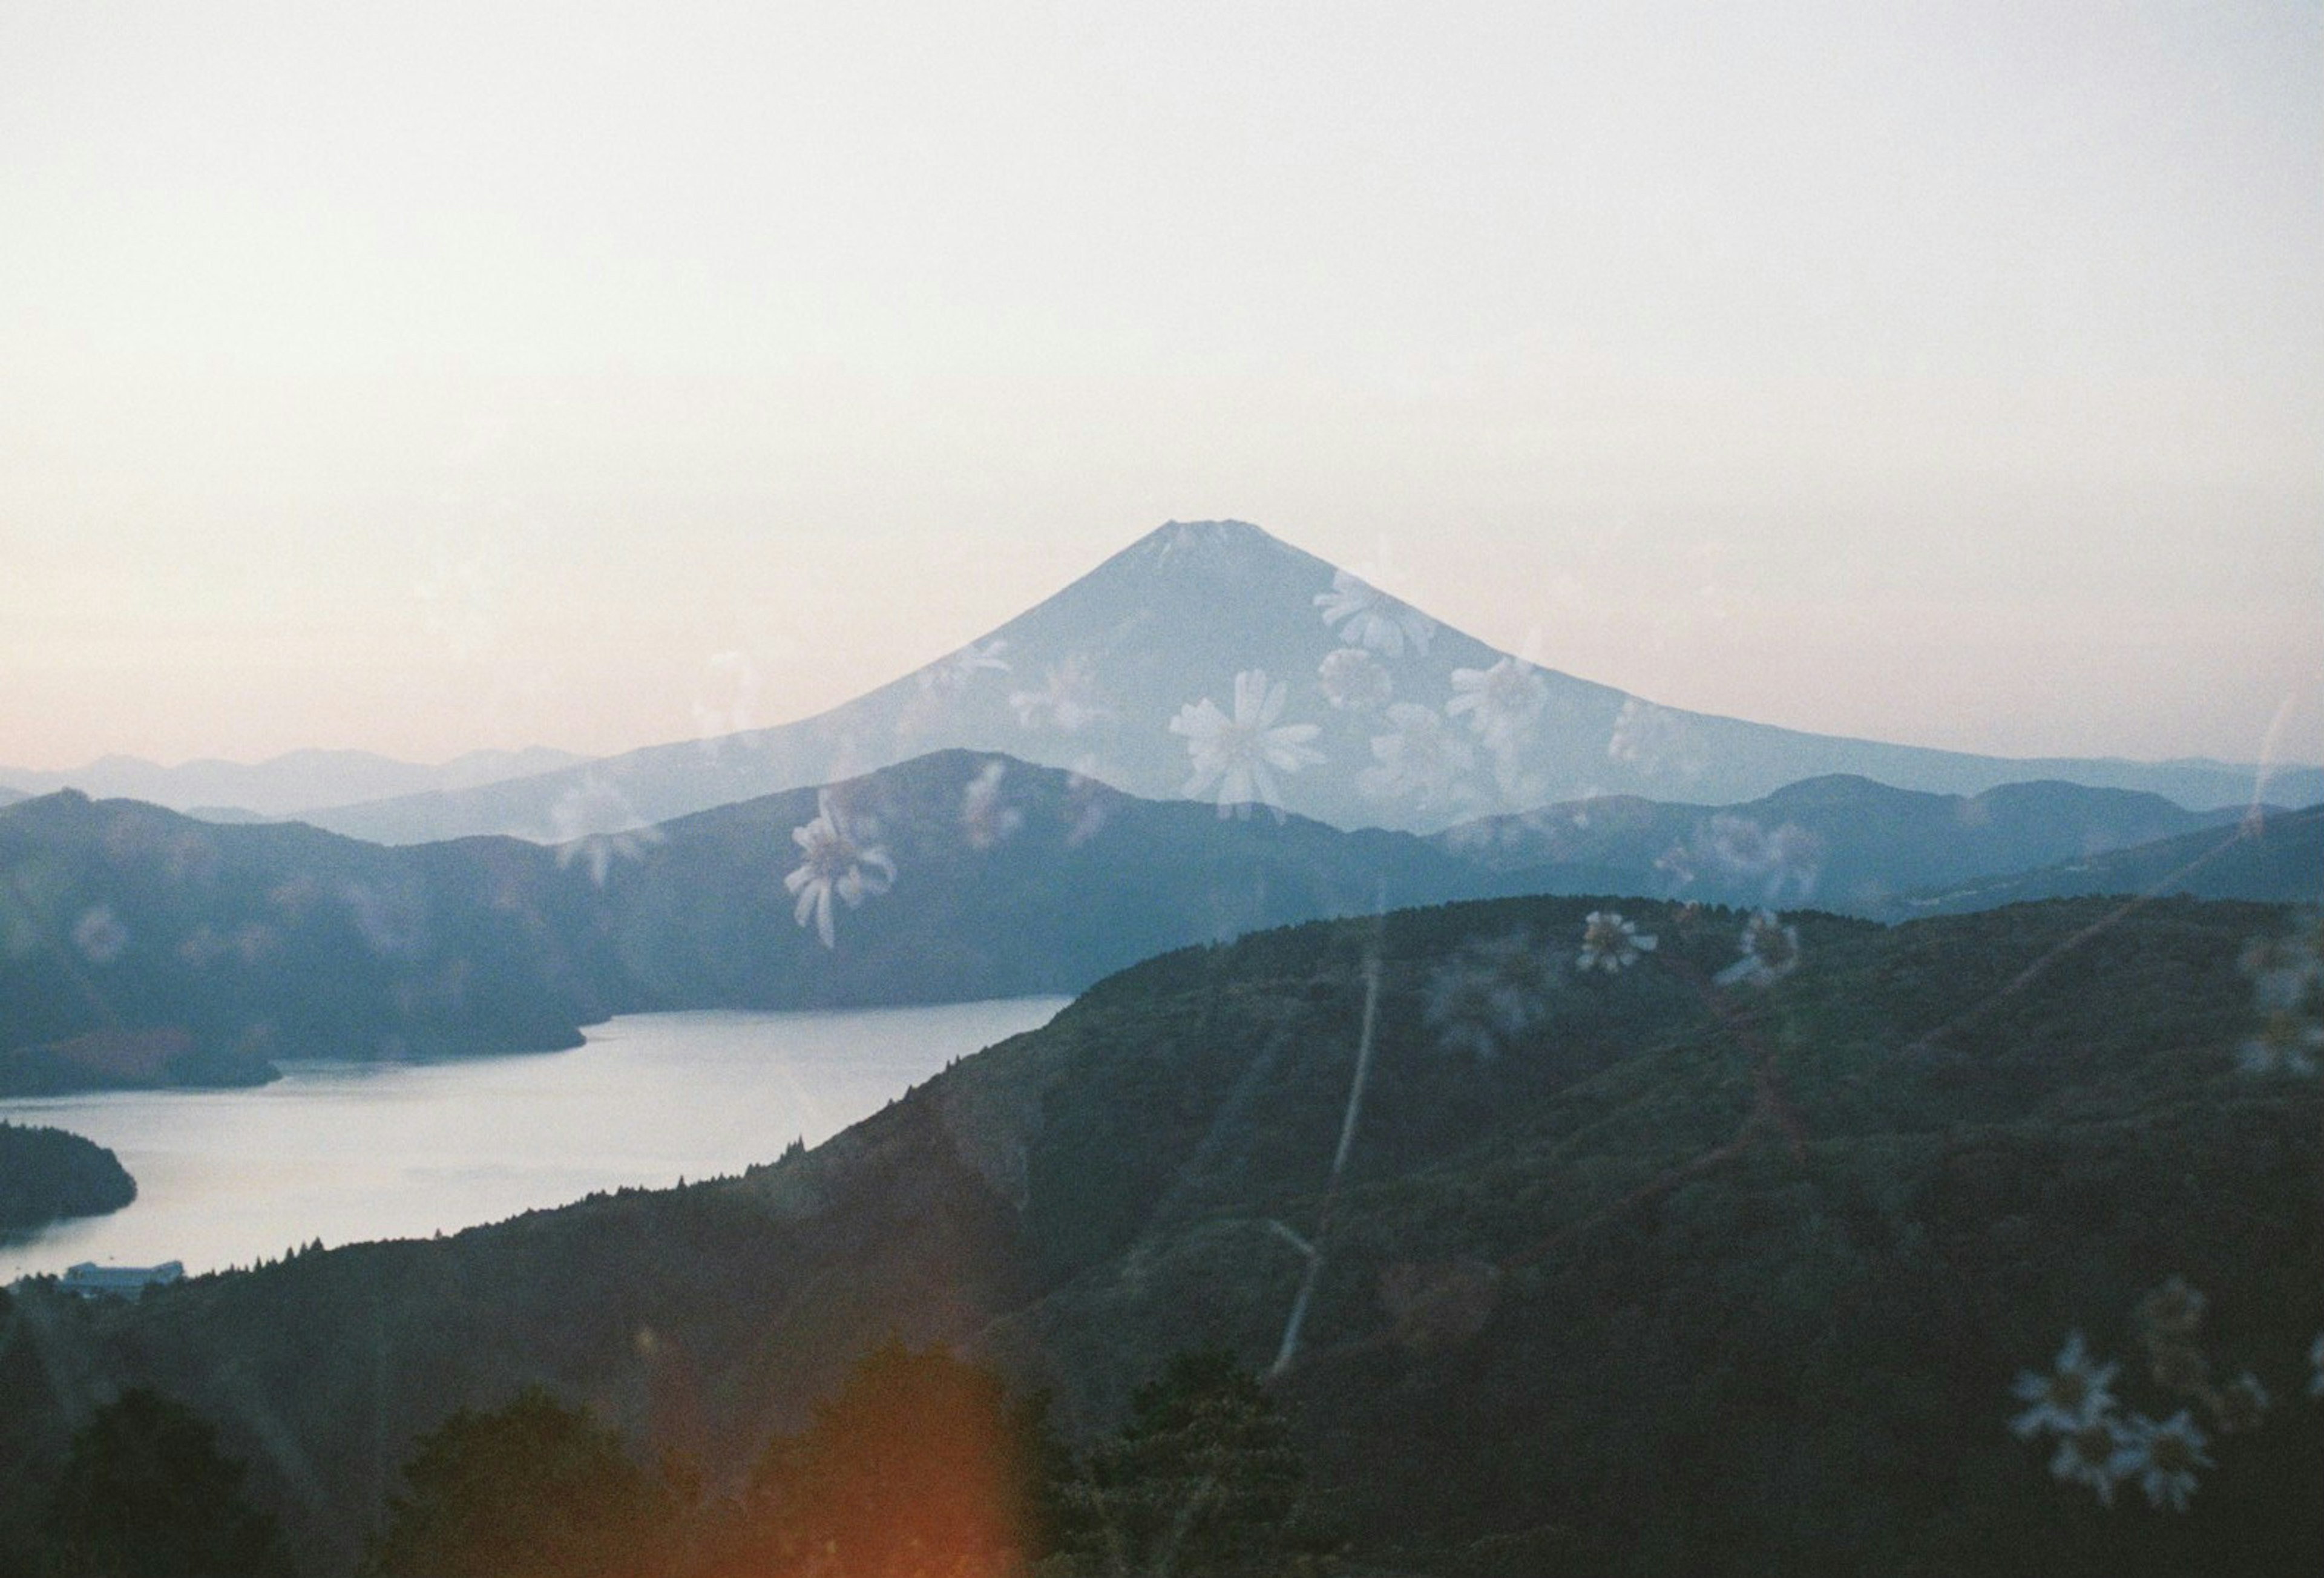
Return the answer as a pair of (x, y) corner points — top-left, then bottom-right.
(0, 1122), (135, 1235)
(3, 891), (2316, 1576)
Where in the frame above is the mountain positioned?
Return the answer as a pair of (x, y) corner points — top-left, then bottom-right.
(291, 521), (2321, 846)
(1896, 801), (2324, 916)
(4, 892), (2314, 1576)
(0, 791), (616, 1097)
(0, 753), (1523, 1094)
(1442, 774), (2260, 918)
(0, 746), (588, 820)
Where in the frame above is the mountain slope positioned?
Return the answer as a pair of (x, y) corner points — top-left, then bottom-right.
(3, 892), (2314, 1576)
(0, 747), (587, 820)
(293, 521), (2318, 844)
(1446, 774), (2260, 918)
(1897, 801), (2324, 916)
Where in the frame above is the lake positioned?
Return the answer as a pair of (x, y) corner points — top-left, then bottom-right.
(0, 997), (1069, 1283)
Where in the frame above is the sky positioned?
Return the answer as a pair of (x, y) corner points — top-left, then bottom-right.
(2, 1), (2318, 774)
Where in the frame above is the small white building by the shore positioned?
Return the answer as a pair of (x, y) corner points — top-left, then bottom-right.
(59, 1260), (183, 1299)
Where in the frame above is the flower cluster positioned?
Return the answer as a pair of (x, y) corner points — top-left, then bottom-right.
(2009, 1278), (2286, 1513)
(1424, 930), (1561, 1059)
(2236, 915), (2322, 1077)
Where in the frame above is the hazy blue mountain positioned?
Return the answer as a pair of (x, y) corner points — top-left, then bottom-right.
(0, 787), (24, 808)
(291, 521), (2319, 846)
(0, 791), (617, 1096)
(1444, 774), (2260, 918)
(0, 754), (1521, 1093)
(0, 746), (588, 819)
(1895, 801), (2323, 916)
(5, 893), (2312, 1575)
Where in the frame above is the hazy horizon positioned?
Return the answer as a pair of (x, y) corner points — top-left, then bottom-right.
(4, 4), (2317, 774)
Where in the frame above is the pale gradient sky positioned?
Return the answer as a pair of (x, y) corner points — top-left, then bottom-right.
(3, 1), (2318, 774)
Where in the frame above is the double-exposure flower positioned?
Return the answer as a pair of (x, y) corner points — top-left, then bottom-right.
(1169, 670), (1324, 817)
(1358, 704), (1475, 810)
(2011, 1332), (2120, 1438)
(959, 759), (1023, 850)
(2237, 1011), (2322, 1077)
(2048, 1417), (2132, 1506)
(1576, 910), (1656, 973)
(1446, 657), (1549, 756)
(1314, 570), (1436, 658)
(784, 790), (896, 948)
(1424, 930), (1560, 1059)
(2111, 1412), (2210, 1512)
(1316, 646), (1393, 711)
(1715, 909), (1802, 988)
(1009, 654), (1111, 733)
(550, 774), (666, 887)
(920, 637), (1011, 694)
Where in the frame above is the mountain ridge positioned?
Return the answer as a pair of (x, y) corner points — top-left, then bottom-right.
(279, 520), (2321, 844)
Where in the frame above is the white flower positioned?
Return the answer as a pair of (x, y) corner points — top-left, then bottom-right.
(2011, 1331), (2120, 1438)
(1425, 930), (1560, 1059)
(1168, 670), (1324, 818)
(2047, 1416), (2132, 1507)
(2111, 1411), (2210, 1513)
(1357, 703), (1475, 809)
(2237, 1011), (2322, 1077)
(1577, 910), (1656, 973)
(920, 637), (1011, 694)
(1715, 910), (1802, 989)
(71, 905), (130, 965)
(1009, 655), (1110, 733)
(1693, 815), (1823, 904)
(2239, 924), (2322, 1011)
(959, 759), (1023, 850)
(1314, 570), (1436, 658)
(1316, 646), (1393, 711)
(550, 774), (666, 887)
(1446, 657), (1549, 755)
(783, 790), (896, 948)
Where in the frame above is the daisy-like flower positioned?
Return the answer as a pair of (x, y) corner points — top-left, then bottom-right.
(919, 637), (1011, 694)
(2236, 1010), (2322, 1077)
(2239, 924), (2322, 1011)
(71, 905), (130, 965)
(1357, 703), (1475, 810)
(2112, 1411), (2211, 1513)
(783, 790), (896, 948)
(1316, 646), (1393, 711)
(1168, 669), (1324, 818)
(2210, 1371), (2270, 1435)
(1314, 570), (1436, 658)
(1009, 655), (1110, 733)
(2047, 1416), (2132, 1507)
(550, 774), (666, 888)
(2136, 1277), (2207, 1341)
(958, 758), (1023, 851)
(2011, 1331), (2121, 1438)
(1446, 657), (1549, 756)
(1715, 909), (1802, 988)
(1577, 910), (1656, 973)
(1425, 930), (1560, 1059)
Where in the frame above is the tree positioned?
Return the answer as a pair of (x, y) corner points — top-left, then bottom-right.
(362, 1387), (671, 1578)
(741, 1336), (1065, 1578)
(39, 1386), (295, 1578)
(1059, 1350), (1332, 1578)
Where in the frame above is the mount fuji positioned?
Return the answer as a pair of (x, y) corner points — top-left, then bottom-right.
(288, 520), (2317, 846)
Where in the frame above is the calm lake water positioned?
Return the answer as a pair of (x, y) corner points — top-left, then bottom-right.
(1, 998), (1068, 1283)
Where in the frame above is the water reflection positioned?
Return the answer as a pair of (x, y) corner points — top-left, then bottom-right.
(1, 998), (1066, 1281)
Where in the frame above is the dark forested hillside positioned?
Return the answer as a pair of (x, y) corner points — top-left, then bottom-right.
(3, 891), (2316, 1575)
(0, 1122), (135, 1235)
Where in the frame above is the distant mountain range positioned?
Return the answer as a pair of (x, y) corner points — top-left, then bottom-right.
(4, 753), (2315, 1096)
(258, 520), (2317, 846)
(0, 746), (586, 820)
